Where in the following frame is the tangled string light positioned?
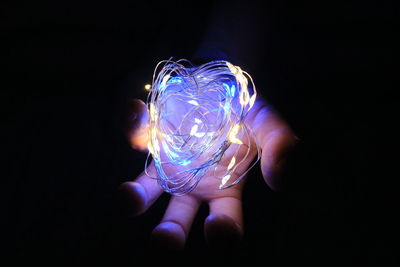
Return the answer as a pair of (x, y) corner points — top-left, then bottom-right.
(145, 59), (261, 195)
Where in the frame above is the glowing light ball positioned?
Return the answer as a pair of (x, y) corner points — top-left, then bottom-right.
(145, 59), (260, 195)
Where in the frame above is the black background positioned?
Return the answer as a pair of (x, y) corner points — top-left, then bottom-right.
(2, 0), (396, 266)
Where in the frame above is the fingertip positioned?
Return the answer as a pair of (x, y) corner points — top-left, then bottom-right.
(119, 181), (148, 216)
(151, 222), (186, 252)
(261, 129), (298, 191)
(127, 99), (148, 115)
(124, 99), (148, 127)
(261, 157), (286, 192)
(124, 99), (149, 151)
(204, 214), (242, 249)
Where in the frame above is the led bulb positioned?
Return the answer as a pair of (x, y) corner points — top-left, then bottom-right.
(144, 59), (260, 195)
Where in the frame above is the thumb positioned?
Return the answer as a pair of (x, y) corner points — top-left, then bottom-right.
(261, 128), (298, 191)
(123, 99), (149, 151)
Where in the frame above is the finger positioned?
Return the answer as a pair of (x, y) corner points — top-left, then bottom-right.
(120, 162), (163, 216)
(250, 100), (298, 191)
(260, 127), (298, 191)
(123, 98), (149, 151)
(205, 195), (243, 248)
(151, 195), (200, 251)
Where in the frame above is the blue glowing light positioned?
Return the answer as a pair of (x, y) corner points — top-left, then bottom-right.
(179, 159), (191, 166)
(223, 102), (231, 114)
(230, 84), (236, 97)
(222, 82), (236, 97)
(167, 76), (183, 84)
(145, 59), (259, 195)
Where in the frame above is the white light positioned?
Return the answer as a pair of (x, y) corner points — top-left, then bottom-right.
(249, 94), (257, 110)
(227, 157), (236, 170)
(194, 132), (206, 138)
(228, 124), (243, 145)
(230, 84), (236, 97)
(161, 74), (170, 87)
(150, 103), (157, 121)
(220, 174), (231, 188)
(188, 100), (199, 106)
(190, 124), (198, 136)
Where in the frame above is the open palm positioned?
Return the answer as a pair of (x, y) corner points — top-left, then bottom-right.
(121, 97), (297, 250)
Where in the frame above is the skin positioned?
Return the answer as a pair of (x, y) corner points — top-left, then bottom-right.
(120, 97), (297, 251)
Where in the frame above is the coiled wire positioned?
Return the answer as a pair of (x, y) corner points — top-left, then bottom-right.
(145, 59), (260, 195)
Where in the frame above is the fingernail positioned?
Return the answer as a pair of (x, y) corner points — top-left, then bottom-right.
(119, 182), (147, 216)
(205, 214), (242, 250)
(150, 222), (185, 252)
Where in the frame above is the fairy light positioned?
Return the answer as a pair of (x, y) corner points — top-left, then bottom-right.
(227, 157), (236, 171)
(144, 59), (261, 195)
(228, 124), (244, 145)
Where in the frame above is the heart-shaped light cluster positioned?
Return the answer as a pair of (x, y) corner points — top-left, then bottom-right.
(145, 59), (260, 195)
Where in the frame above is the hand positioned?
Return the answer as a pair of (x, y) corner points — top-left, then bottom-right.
(120, 97), (297, 251)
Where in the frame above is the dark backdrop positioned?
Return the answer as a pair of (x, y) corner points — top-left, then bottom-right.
(2, 0), (396, 266)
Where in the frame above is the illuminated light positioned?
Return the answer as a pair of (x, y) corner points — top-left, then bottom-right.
(188, 100), (199, 106)
(148, 142), (154, 155)
(162, 142), (179, 159)
(161, 74), (170, 87)
(145, 59), (260, 195)
(144, 84), (151, 90)
(148, 127), (159, 153)
(153, 138), (160, 153)
(180, 159), (191, 166)
(238, 74), (250, 107)
(239, 87), (250, 107)
(230, 84), (236, 97)
(227, 62), (238, 74)
(194, 132), (206, 138)
(163, 133), (173, 142)
(222, 82), (232, 96)
(220, 174), (231, 188)
(227, 62), (252, 107)
(190, 124), (199, 136)
(249, 93), (257, 110)
(229, 124), (243, 145)
(149, 103), (157, 121)
(168, 76), (183, 84)
(227, 157), (236, 170)
(223, 102), (231, 114)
